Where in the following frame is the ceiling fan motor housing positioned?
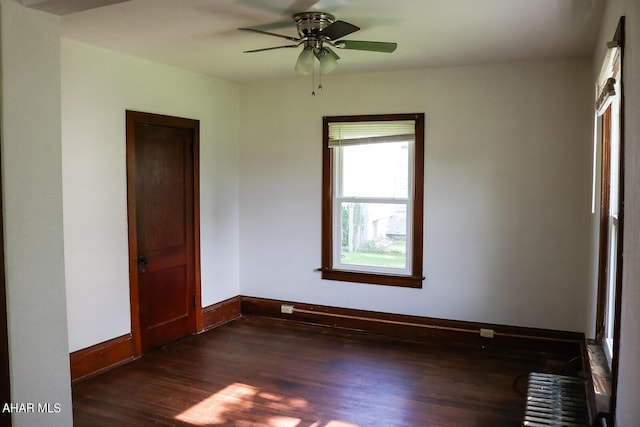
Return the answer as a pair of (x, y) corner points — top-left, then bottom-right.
(294, 12), (336, 39)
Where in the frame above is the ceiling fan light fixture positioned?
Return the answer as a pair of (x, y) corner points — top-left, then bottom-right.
(295, 47), (315, 75)
(318, 49), (338, 74)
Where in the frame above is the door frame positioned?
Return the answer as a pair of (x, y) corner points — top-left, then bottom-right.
(125, 110), (202, 357)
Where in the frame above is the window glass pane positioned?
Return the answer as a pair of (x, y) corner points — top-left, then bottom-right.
(339, 202), (407, 269)
(341, 142), (409, 198)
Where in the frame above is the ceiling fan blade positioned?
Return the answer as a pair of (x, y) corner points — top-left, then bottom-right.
(320, 20), (359, 40)
(335, 40), (397, 53)
(249, 19), (294, 32)
(237, 0), (349, 16)
(285, 0), (321, 14)
(324, 46), (340, 60)
(238, 27), (300, 42)
(244, 45), (300, 53)
(235, 0), (291, 15)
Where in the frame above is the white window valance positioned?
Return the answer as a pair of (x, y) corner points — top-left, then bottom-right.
(595, 41), (621, 116)
(328, 121), (415, 147)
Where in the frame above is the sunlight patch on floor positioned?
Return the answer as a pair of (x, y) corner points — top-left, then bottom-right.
(266, 416), (303, 427)
(311, 421), (360, 427)
(175, 382), (359, 427)
(175, 382), (258, 425)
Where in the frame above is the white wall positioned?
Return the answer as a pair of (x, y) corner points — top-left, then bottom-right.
(61, 40), (240, 351)
(595, 0), (640, 424)
(239, 60), (593, 334)
(0, 0), (73, 425)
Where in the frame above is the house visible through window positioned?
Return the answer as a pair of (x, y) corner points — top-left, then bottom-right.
(321, 114), (424, 288)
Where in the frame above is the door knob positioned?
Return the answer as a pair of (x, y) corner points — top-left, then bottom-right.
(138, 254), (148, 273)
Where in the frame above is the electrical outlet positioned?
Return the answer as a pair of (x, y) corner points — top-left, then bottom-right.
(280, 304), (294, 314)
(480, 328), (495, 338)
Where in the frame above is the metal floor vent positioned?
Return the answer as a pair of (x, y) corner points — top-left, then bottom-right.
(524, 372), (589, 426)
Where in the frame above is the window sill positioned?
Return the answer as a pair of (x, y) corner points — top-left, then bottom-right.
(587, 340), (612, 418)
(320, 269), (424, 288)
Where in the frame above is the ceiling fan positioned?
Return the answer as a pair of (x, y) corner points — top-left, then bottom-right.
(239, 12), (397, 76)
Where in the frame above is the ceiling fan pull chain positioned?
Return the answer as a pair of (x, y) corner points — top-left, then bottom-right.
(311, 62), (316, 96)
(318, 65), (323, 91)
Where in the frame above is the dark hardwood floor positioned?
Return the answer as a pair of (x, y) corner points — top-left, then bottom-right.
(72, 316), (582, 426)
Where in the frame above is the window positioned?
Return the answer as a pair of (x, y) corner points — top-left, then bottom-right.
(603, 97), (621, 365)
(594, 22), (624, 371)
(321, 114), (424, 288)
(593, 18), (624, 423)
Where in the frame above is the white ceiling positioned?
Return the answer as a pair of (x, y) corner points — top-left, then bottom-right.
(54, 0), (604, 83)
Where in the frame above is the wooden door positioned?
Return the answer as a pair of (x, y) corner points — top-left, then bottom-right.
(126, 111), (201, 354)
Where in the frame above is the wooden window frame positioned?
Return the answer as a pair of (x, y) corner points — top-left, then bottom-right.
(594, 16), (625, 424)
(321, 113), (425, 288)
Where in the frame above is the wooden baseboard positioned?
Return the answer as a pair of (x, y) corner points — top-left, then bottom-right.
(240, 296), (585, 356)
(70, 297), (241, 382)
(70, 334), (136, 383)
(202, 296), (241, 331)
(70, 295), (586, 382)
